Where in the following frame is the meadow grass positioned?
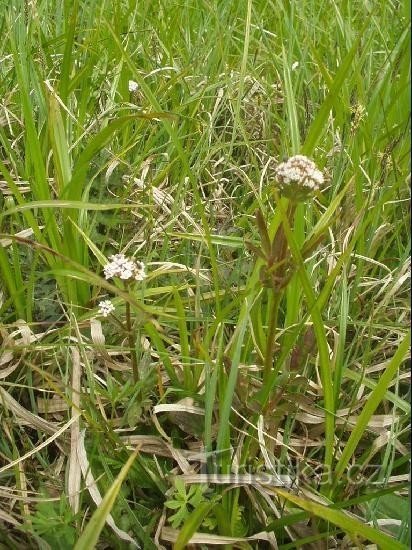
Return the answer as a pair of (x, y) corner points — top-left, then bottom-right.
(0, 0), (410, 548)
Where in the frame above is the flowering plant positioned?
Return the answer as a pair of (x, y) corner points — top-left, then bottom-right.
(97, 253), (147, 382)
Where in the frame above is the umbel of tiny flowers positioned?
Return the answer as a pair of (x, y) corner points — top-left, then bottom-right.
(274, 154), (324, 202)
(104, 254), (146, 282)
(98, 299), (115, 317)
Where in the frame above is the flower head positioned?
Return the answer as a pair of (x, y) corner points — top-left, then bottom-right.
(98, 300), (115, 317)
(128, 80), (139, 92)
(273, 155), (324, 201)
(103, 254), (146, 282)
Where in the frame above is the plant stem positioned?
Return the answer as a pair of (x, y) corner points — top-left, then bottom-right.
(125, 295), (139, 383)
(263, 290), (281, 385)
(262, 201), (295, 386)
(109, 312), (127, 332)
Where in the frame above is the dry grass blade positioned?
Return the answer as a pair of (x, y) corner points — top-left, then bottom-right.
(120, 434), (206, 463)
(0, 385), (59, 435)
(0, 508), (21, 527)
(161, 526), (276, 546)
(0, 227), (40, 247)
(177, 473), (293, 487)
(0, 414), (79, 475)
(76, 429), (138, 546)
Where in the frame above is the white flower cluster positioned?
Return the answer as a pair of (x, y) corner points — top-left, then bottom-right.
(128, 80), (139, 92)
(274, 155), (324, 201)
(103, 254), (146, 281)
(98, 300), (115, 317)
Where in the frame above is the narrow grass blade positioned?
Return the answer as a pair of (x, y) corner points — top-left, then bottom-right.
(66, 114), (167, 200)
(0, 200), (139, 220)
(144, 322), (180, 386)
(59, 0), (79, 105)
(0, 246), (25, 318)
(74, 447), (140, 550)
(302, 21), (369, 155)
(48, 92), (72, 194)
(174, 500), (217, 550)
(332, 330), (410, 488)
(273, 488), (406, 550)
(216, 305), (249, 465)
(173, 289), (192, 389)
(282, 46), (300, 154)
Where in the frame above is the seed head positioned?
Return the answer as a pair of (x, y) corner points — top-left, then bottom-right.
(273, 155), (324, 201)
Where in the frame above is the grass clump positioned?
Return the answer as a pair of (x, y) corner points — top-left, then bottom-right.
(0, 0), (410, 548)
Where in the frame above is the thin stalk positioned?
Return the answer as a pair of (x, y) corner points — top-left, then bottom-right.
(109, 312), (127, 333)
(125, 285), (139, 383)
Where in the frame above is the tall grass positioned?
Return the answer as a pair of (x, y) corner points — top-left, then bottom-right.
(0, 0), (410, 548)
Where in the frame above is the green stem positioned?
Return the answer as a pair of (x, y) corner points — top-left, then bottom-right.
(262, 201), (297, 382)
(109, 312), (127, 332)
(263, 290), (281, 385)
(125, 292), (139, 383)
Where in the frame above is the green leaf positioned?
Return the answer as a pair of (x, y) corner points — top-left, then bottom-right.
(73, 448), (139, 550)
(175, 477), (187, 498)
(332, 330), (411, 489)
(169, 507), (188, 529)
(169, 232), (245, 248)
(174, 500), (217, 550)
(48, 92), (72, 194)
(144, 323), (180, 386)
(255, 208), (271, 257)
(215, 307), (249, 466)
(274, 488), (407, 550)
(301, 179), (353, 257)
(65, 114), (171, 201)
(164, 500), (183, 510)
(302, 20), (371, 155)
(0, 200), (139, 221)
(282, 46), (300, 153)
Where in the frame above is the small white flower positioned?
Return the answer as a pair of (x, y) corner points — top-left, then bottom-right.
(103, 254), (147, 282)
(98, 300), (115, 317)
(291, 61), (299, 71)
(273, 155), (324, 201)
(128, 80), (139, 92)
